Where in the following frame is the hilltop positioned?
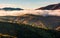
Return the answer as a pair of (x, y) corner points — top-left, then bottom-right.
(36, 3), (60, 10)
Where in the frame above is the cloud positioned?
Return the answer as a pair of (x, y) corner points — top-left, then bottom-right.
(0, 9), (60, 16)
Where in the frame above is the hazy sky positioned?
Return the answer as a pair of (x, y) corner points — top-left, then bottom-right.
(0, 0), (60, 9)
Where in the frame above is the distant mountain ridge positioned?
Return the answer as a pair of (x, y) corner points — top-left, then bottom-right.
(36, 3), (60, 10)
(0, 7), (24, 11)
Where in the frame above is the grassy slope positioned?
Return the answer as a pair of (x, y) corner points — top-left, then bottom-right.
(0, 15), (60, 30)
(0, 22), (60, 38)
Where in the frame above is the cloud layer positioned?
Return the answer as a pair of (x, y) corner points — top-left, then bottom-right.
(0, 9), (60, 16)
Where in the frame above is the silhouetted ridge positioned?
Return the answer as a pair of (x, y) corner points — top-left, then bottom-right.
(0, 7), (24, 11)
(36, 3), (60, 10)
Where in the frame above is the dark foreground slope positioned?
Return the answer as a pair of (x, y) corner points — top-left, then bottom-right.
(0, 22), (60, 38)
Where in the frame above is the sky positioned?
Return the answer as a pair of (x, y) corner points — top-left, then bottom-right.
(0, 0), (60, 9)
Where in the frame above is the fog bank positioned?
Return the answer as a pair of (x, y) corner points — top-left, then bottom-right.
(0, 10), (60, 16)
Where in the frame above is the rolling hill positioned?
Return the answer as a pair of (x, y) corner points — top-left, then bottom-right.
(0, 14), (60, 31)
